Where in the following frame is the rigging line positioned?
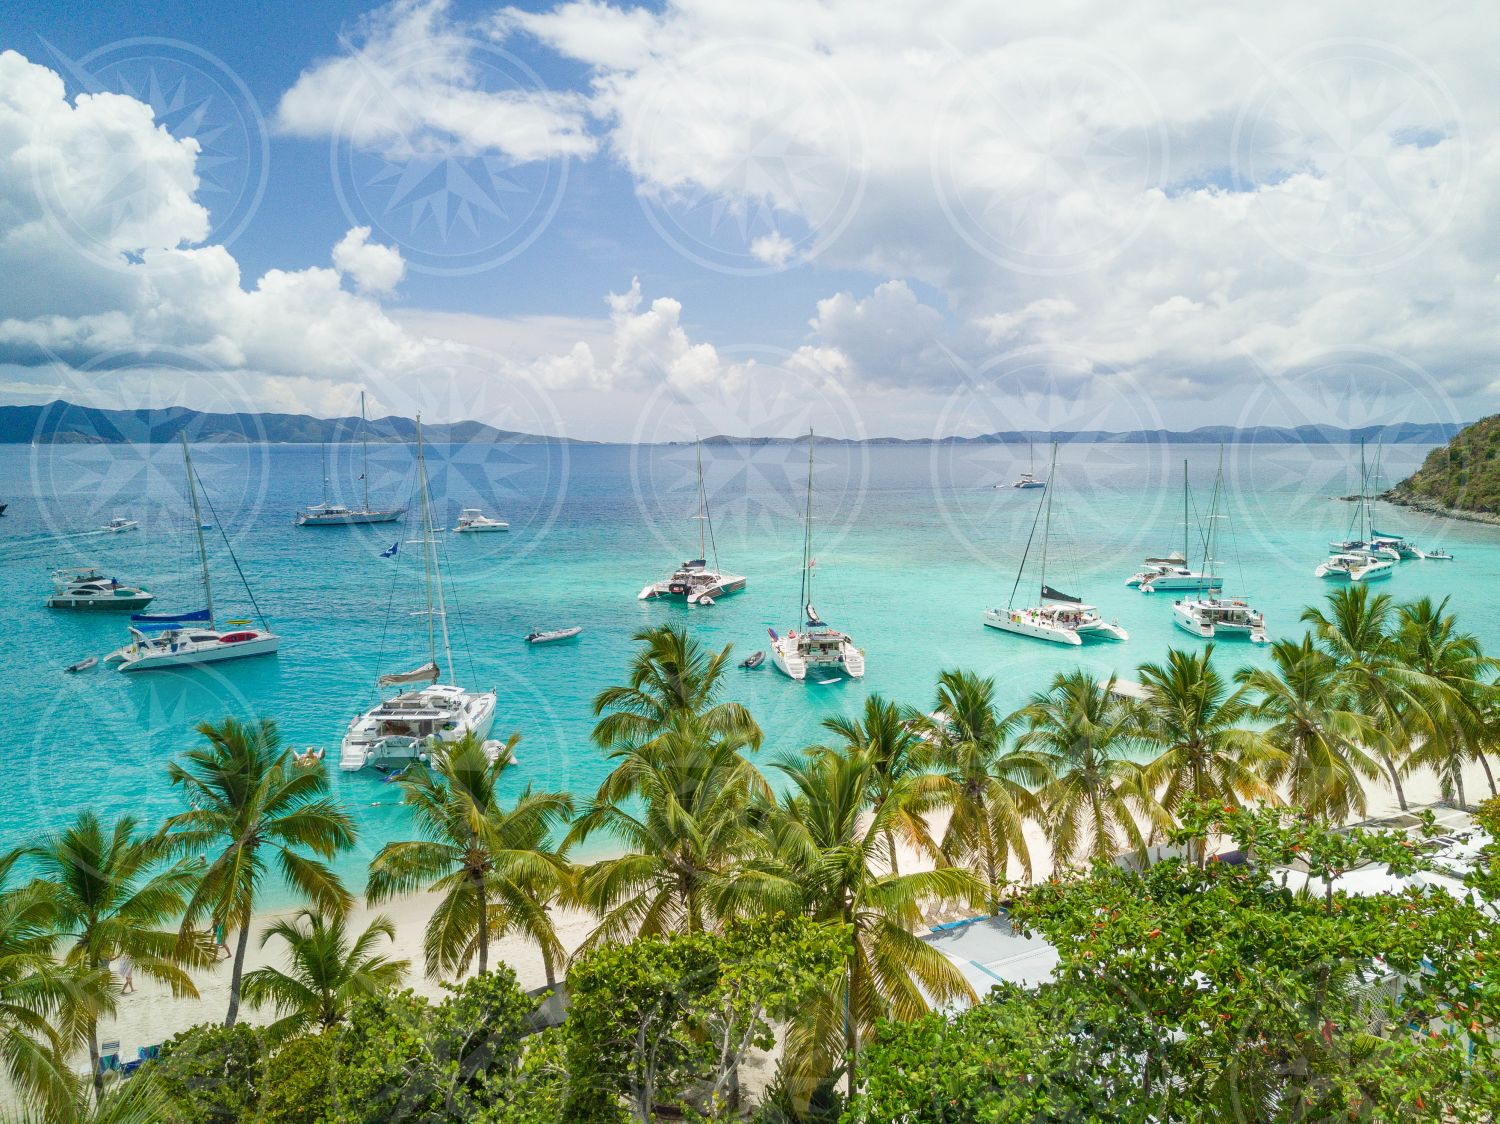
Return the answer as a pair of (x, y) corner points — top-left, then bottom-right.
(192, 471), (271, 632)
(698, 440), (722, 576)
(1008, 459), (1049, 609)
(372, 455), (419, 696)
(800, 429), (814, 620)
(435, 528), (478, 685)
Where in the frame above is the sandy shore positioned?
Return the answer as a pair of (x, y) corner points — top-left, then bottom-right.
(87, 758), (1494, 1071)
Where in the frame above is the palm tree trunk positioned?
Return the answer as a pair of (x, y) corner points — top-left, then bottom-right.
(1476, 750), (1497, 796)
(88, 1023), (102, 1103)
(225, 919), (252, 1027)
(473, 868), (489, 976)
(1380, 751), (1408, 811)
(844, 967), (858, 1102)
(1453, 757), (1468, 809)
(883, 828), (900, 876)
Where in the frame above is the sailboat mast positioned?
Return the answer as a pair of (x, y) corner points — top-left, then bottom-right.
(1182, 459), (1189, 560)
(1359, 439), (1370, 542)
(320, 441), (330, 506)
(696, 438), (706, 560)
(800, 429), (815, 620)
(1203, 447), (1224, 593)
(360, 391), (371, 512)
(1038, 444), (1057, 598)
(415, 416), (438, 670)
(179, 431), (215, 630)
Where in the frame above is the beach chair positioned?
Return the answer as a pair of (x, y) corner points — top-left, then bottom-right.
(98, 1041), (121, 1077)
(138, 1043), (161, 1063)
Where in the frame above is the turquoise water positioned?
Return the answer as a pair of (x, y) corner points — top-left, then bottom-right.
(2, 439), (1495, 893)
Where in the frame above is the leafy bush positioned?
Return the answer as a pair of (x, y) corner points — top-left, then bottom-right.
(150, 1022), (264, 1123)
(260, 1030), (338, 1124)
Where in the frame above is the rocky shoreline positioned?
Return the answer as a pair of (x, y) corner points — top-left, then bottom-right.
(1381, 488), (1500, 526)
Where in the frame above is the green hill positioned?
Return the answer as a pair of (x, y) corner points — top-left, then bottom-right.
(1386, 412), (1500, 517)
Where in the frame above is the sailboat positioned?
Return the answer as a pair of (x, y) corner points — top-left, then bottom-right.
(1316, 442), (1394, 582)
(985, 445), (1128, 645)
(340, 415), (497, 772)
(769, 431), (864, 681)
(105, 434), (279, 671)
(296, 392), (406, 526)
(638, 438), (746, 605)
(1010, 440), (1047, 489)
(1362, 442), (1432, 560)
(1172, 450), (1268, 644)
(1125, 461), (1224, 592)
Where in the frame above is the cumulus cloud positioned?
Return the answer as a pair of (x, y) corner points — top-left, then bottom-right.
(0, 50), (438, 390)
(277, 0), (595, 162)
(333, 226), (406, 294)
(510, 0), (1500, 420)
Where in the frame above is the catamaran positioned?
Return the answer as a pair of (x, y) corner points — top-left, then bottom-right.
(985, 445), (1128, 646)
(46, 566), (154, 611)
(340, 415), (497, 772)
(1126, 461), (1223, 592)
(1316, 441), (1394, 582)
(638, 439), (746, 605)
(770, 432), (865, 681)
(104, 435), (279, 671)
(296, 392), (405, 526)
(1011, 440), (1047, 489)
(1172, 450), (1268, 644)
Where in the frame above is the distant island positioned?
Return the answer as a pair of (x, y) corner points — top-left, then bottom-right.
(0, 401), (1465, 447)
(1384, 412), (1500, 524)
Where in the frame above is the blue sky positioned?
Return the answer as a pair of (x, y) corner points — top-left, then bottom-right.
(0, 1), (1494, 439)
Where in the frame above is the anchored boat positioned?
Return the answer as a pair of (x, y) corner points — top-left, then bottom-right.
(1126, 462), (1223, 593)
(297, 391), (405, 526)
(46, 567), (154, 611)
(1172, 450), (1268, 644)
(639, 439), (745, 605)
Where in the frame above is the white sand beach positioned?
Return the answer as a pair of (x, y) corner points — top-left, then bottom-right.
(85, 757), (1494, 1070)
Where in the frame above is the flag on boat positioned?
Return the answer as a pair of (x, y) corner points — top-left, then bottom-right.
(380, 541), (400, 558)
(1041, 585), (1082, 604)
(378, 661), (440, 687)
(767, 627), (779, 641)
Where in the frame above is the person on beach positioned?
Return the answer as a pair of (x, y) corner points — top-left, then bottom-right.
(215, 924), (230, 961)
(118, 955), (134, 994)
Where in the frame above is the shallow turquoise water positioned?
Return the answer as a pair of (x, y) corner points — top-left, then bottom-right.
(1, 439), (1494, 895)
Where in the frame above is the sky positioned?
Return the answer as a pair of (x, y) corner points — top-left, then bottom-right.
(0, 0), (1494, 441)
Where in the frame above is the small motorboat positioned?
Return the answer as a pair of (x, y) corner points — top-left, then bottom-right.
(64, 656), (98, 673)
(1426, 548), (1454, 561)
(293, 747), (325, 768)
(698, 595), (715, 607)
(453, 509), (509, 533)
(101, 517), (138, 534)
(525, 626), (583, 644)
(740, 650), (765, 669)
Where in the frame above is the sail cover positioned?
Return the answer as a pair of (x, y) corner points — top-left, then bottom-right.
(1371, 528), (1400, 539)
(378, 662), (440, 687)
(130, 609), (211, 624)
(1041, 585), (1082, 604)
(1143, 552), (1186, 565)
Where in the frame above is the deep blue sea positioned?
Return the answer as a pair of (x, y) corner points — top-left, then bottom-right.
(2, 439), (1494, 896)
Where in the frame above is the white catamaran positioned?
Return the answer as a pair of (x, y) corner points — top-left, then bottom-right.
(105, 435), (279, 671)
(340, 415), (497, 772)
(1172, 451), (1268, 644)
(769, 432), (864, 681)
(1011, 440), (1047, 489)
(1316, 442), (1394, 583)
(1126, 461), (1223, 593)
(985, 445), (1128, 646)
(638, 439), (746, 606)
(297, 391), (406, 526)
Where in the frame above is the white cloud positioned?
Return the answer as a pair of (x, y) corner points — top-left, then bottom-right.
(333, 226), (406, 294)
(512, 0), (1500, 422)
(277, 0), (595, 162)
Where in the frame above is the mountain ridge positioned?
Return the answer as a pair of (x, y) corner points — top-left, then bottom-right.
(0, 402), (1464, 447)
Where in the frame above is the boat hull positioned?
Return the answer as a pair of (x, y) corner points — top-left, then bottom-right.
(339, 688), (498, 771)
(454, 524), (509, 533)
(46, 593), (155, 611)
(112, 633), (280, 671)
(983, 608), (1128, 645)
(770, 635), (864, 681)
(638, 572), (747, 604)
(296, 510), (404, 526)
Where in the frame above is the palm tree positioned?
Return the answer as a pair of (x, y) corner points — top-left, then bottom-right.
(1301, 586), (1420, 809)
(911, 670), (1048, 908)
(1235, 637), (1384, 822)
(568, 715), (762, 953)
(1392, 597), (1499, 806)
(164, 717), (356, 1027)
(747, 745), (984, 1099)
(1013, 670), (1154, 869)
(0, 853), (81, 1114)
(817, 695), (941, 875)
(25, 812), (213, 1100)
(367, 733), (574, 981)
(591, 624), (761, 757)
(240, 908), (408, 1040)
(1132, 647), (1279, 860)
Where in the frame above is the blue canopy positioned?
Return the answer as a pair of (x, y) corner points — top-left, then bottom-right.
(1371, 528), (1402, 539)
(131, 609), (210, 624)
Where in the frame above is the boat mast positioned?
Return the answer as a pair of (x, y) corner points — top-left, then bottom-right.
(800, 429), (815, 622)
(1201, 447), (1224, 595)
(1359, 439), (1370, 542)
(179, 431), (215, 630)
(1038, 443), (1057, 599)
(360, 390), (372, 512)
(320, 441), (330, 507)
(697, 437), (706, 560)
(1182, 459), (1189, 561)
